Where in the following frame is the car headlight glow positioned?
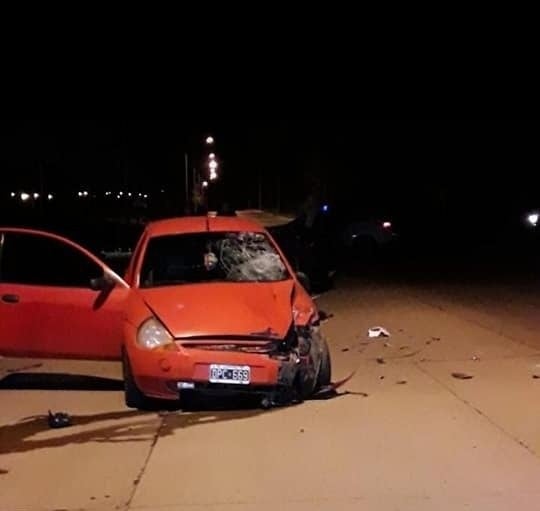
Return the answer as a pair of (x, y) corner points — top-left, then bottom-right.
(526, 213), (538, 227)
(137, 317), (173, 350)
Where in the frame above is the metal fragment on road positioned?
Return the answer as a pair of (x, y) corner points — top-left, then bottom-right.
(368, 326), (390, 338)
(451, 372), (474, 380)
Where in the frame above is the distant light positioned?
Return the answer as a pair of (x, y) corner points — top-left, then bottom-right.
(143, 194), (148, 199)
(202, 180), (209, 188)
(527, 213), (539, 227)
(209, 160), (218, 170)
(322, 204), (329, 212)
(47, 193), (53, 200)
(209, 170), (217, 180)
(117, 194), (121, 199)
(383, 221), (392, 229)
(138, 193), (142, 197)
(20, 192), (30, 201)
(78, 191), (83, 197)
(83, 191), (89, 197)
(119, 191), (123, 196)
(10, 192), (15, 197)
(160, 189), (165, 193)
(206, 136), (214, 145)
(209, 153), (216, 159)
(105, 191), (111, 196)
(33, 193), (40, 199)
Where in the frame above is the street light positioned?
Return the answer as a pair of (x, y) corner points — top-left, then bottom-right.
(20, 192), (30, 201)
(202, 180), (209, 188)
(206, 136), (214, 145)
(33, 193), (40, 199)
(209, 153), (216, 159)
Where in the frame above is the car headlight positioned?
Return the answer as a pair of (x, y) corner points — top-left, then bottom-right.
(137, 317), (173, 350)
(526, 213), (539, 227)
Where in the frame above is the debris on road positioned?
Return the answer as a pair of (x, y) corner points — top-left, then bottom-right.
(432, 336), (442, 341)
(47, 410), (72, 428)
(451, 372), (474, 380)
(399, 345), (410, 350)
(376, 357), (386, 365)
(426, 340), (432, 345)
(532, 375), (540, 379)
(383, 342), (392, 348)
(312, 370), (357, 399)
(379, 376), (385, 380)
(471, 356), (480, 361)
(345, 391), (369, 397)
(300, 428), (305, 433)
(368, 326), (391, 338)
(341, 347), (350, 352)
(319, 310), (334, 323)
(396, 380), (408, 385)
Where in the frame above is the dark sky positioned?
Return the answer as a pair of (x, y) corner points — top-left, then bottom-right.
(1, 120), (538, 217)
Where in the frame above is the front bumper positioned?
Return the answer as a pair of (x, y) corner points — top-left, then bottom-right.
(126, 343), (300, 401)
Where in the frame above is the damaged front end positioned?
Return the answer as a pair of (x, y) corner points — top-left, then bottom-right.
(178, 322), (324, 408)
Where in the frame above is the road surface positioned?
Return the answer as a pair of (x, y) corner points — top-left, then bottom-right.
(2, 269), (540, 510)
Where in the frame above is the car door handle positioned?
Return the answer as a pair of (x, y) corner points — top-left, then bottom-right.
(1, 294), (20, 304)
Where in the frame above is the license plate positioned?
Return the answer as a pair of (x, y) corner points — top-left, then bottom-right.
(209, 364), (250, 384)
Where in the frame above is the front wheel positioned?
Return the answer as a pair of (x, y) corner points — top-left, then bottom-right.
(316, 338), (332, 389)
(122, 351), (153, 410)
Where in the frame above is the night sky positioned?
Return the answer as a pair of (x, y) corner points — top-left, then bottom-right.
(1, 120), (538, 220)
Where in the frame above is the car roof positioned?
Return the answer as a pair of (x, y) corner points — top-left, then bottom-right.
(145, 216), (267, 237)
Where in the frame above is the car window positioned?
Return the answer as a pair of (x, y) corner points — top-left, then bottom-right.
(140, 231), (290, 288)
(0, 232), (103, 287)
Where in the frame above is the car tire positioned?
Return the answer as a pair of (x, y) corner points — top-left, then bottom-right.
(316, 338), (332, 389)
(122, 350), (153, 410)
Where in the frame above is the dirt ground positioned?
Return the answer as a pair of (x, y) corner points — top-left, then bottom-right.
(2, 267), (540, 510)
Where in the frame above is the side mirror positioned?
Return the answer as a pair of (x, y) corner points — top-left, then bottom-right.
(296, 271), (311, 294)
(90, 273), (117, 292)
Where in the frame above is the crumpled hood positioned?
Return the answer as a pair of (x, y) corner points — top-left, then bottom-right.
(139, 280), (295, 339)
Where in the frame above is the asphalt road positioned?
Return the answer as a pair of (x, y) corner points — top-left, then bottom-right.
(2, 267), (540, 511)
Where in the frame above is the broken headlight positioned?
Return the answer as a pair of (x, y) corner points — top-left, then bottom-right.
(296, 325), (312, 356)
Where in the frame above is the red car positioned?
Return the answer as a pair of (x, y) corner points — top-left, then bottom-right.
(0, 216), (331, 409)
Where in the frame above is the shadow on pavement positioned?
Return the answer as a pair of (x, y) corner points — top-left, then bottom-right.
(0, 373), (124, 391)
(0, 406), (275, 456)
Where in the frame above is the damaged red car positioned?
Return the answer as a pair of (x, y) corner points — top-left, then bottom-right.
(0, 216), (331, 409)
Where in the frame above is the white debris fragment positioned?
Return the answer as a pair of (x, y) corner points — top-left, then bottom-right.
(368, 326), (391, 338)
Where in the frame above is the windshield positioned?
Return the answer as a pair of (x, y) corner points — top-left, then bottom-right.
(140, 231), (290, 288)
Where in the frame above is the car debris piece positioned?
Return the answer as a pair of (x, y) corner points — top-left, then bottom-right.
(376, 357), (386, 364)
(379, 375), (385, 380)
(47, 410), (72, 428)
(368, 326), (390, 338)
(426, 340), (432, 345)
(451, 372), (474, 380)
(396, 380), (407, 385)
(532, 375), (540, 379)
(341, 347), (350, 352)
(432, 336), (441, 341)
(319, 310), (334, 323)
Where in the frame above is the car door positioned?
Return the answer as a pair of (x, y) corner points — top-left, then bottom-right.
(0, 229), (130, 360)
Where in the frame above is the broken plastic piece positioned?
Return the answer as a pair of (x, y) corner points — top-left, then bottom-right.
(451, 372), (474, 380)
(368, 326), (390, 338)
(47, 410), (72, 428)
